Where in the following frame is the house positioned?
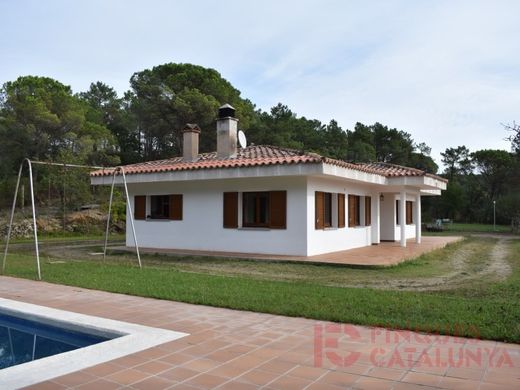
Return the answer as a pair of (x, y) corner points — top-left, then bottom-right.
(90, 104), (447, 257)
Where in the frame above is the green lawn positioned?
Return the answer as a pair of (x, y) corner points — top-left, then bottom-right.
(423, 222), (513, 236)
(2, 235), (519, 343)
(446, 222), (511, 232)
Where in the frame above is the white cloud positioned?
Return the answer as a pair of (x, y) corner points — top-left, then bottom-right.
(252, 1), (520, 164)
(0, 0), (518, 167)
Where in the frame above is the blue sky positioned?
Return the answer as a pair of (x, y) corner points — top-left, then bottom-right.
(1, 0), (519, 166)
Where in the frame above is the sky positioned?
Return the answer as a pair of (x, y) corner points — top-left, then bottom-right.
(1, 0), (519, 167)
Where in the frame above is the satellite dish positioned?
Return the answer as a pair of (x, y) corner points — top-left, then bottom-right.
(238, 130), (247, 148)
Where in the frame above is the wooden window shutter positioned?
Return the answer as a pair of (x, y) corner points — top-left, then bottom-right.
(269, 191), (287, 229)
(338, 193), (345, 228)
(223, 192), (238, 228)
(348, 195), (355, 227)
(406, 201), (413, 225)
(169, 194), (183, 220)
(365, 196), (371, 226)
(134, 196), (146, 220)
(356, 197), (360, 226)
(315, 191), (324, 229)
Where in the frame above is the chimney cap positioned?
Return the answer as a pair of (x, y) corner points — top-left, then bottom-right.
(219, 103), (235, 110)
(182, 123), (201, 133)
(218, 103), (236, 119)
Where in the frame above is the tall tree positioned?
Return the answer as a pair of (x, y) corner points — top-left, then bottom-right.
(127, 63), (255, 160)
(409, 152), (439, 173)
(0, 76), (118, 168)
(441, 146), (472, 179)
(0, 76), (119, 209)
(373, 123), (414, 164)
(344, 122), (436, 172)
(472, 149), (514, 200)
(504, 122), (520, 156)
(345, 123), (376, 162)
(79, 82), (140, 164)
(319, 120), (349, 160)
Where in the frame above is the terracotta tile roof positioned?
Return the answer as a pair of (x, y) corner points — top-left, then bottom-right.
(357, 162), (448, 182)
(90, 145), (447, 182)
(90, 146), (319, 177)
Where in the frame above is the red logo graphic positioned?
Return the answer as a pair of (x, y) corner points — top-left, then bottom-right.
(313, 323), (515, 370)
(314, 324), (362, 367)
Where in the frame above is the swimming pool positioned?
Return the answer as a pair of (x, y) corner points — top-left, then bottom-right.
(0, 298), (188, 389)
(0, 312), (116, 369)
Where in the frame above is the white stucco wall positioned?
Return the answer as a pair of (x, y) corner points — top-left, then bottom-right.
(305, 177), (377, 256)
(379, 193), (396, 241)
(125, 176), (308, 256)
(380, 193), (417, 242)
(122, 175), (423, 256)
(394, 224), (417, 241)
(394, 193), (417, 241)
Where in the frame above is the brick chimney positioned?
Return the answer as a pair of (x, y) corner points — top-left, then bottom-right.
(182, 123), (201, 162)
(216, 104), (238, 159)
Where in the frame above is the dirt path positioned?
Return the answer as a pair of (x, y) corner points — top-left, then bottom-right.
(366, 235), (514, 291)
(1, 239), (125, 263)
(480, 237), (512, 279)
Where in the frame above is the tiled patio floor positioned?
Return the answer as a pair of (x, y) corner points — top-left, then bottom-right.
(0, 277), (518, 389)
(115, 236), (462, 266)
(309, 236), (462, 266)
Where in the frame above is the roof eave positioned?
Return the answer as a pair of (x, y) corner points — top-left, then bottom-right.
(387, 175), (447, 191)
(90, 161), (324, 185)
(321, 161), (388, 185)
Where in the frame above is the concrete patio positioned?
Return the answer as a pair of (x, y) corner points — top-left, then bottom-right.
(0, 276), (517, 389)
(113, 236), (462, 267)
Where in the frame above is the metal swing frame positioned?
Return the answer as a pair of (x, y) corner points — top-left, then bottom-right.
(102, 166), (141, 268)
(2, 159), (141, 280)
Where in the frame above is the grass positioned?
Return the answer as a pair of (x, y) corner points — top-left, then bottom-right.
(446, 223), (511, 232)
(3, 235), (520, 343)
(103, 237), (490, 286)
(424, 222), (512, 236)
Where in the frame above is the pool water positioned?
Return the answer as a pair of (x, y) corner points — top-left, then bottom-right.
(0, 313), (114, 369)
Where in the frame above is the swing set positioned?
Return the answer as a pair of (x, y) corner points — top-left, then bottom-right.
(2, 159), (141, 280)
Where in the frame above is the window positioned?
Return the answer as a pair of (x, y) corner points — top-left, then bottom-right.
(316, 192), (348, 229)
(406, 201), (413, 225)
(243, 192), (269, 227)
(151, 195), (170, 219)
(149, 194), (183, 220)
(315, 191), (333, 229)
(134, 196), (146, 220)
(348, 195), (360, 227)
(396, 200), (399, 225)
(234, 191), (287, 229)
(365, 196), (371, 226)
